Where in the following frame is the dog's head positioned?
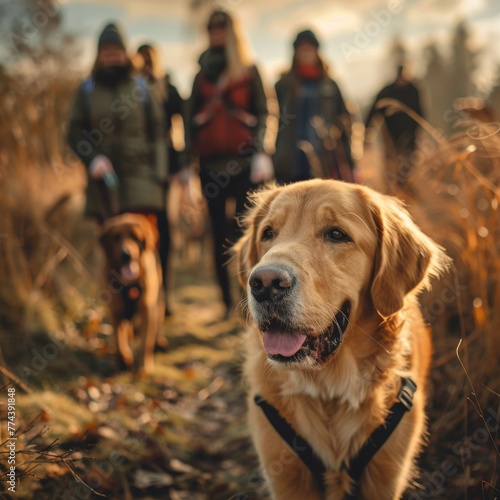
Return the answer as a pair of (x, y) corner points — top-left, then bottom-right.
(100, 213), (158, 283)
(233, 179), (449, 369)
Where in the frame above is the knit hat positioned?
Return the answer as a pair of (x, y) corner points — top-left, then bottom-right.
(98, 23), (126, 50)
(293, 30), (320, 49)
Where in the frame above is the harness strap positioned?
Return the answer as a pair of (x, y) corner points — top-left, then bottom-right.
(255, 376), (417, 497)
(254, 395), (327, 491)
(347, 377), (417, 481)
(122, 283), (142, 320)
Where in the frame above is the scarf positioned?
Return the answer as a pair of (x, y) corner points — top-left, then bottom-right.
(296, 64), (322, 81)
(199, 46), (227, 83)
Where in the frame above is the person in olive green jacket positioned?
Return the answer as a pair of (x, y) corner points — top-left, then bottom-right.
(67, 23), (167, 221)
(274, 30), (354, 184)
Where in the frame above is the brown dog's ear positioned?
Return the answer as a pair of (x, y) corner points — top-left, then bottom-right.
(367, 193), (450, 318)
(143, 216), (159, 250)
(99, 219), (117, 258)
(133, 216), (158, 251)
(232, 186), (280, 288)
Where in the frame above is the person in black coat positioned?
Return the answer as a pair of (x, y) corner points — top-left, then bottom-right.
(137, 43), (185, 315)
(365, 65), (424, 163)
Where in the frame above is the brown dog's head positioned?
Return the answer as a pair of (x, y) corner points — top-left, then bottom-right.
(100, 213), (158, 283)
(233, 179), (449, 369)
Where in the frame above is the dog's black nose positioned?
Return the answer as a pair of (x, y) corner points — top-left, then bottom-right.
(120, 247), (132, 263)
(249, 265), (296, 303)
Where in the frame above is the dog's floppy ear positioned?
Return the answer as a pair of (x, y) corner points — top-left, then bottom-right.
(232, 186), (280, 288)
(99, 218), (118, 258)
(132, 216), (158, 251)
(367, 192), (450, 318)
(142, 216), (159, 250)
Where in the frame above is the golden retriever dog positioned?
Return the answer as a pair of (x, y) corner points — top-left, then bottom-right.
(100, 213), (164, 373)
(233, 179), (449, 499)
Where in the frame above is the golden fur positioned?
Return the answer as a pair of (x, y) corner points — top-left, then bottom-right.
(233, 179), (449, 499)
(100, 213), (164, 373)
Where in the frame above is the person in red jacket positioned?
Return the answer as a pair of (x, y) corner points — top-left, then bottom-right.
(185, 10), (271, 318)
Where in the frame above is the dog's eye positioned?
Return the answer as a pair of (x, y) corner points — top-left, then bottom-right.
(326, 227), (350, 243)
(261, 226), (275, 241)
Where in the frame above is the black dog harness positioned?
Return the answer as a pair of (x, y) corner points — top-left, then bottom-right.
(255, 377), (417, 498)
(121, 283), (142, 320)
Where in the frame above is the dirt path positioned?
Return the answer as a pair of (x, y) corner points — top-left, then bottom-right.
(8, 268), (264, 500)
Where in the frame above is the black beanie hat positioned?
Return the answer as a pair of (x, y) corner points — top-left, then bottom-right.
(98, 23), (126, 50)
(293, 29), (320, 49)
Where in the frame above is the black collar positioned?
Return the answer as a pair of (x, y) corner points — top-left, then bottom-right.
(254, 377), (417, 498)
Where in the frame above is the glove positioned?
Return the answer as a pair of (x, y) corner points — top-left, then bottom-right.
(89, 155), (114, 180)
(172, 167), (191, 186)
(250, 152), (274, 184)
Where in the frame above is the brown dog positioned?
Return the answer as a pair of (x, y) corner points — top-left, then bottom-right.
(100, 213), (164, 372)
(233, 179), (449, 499)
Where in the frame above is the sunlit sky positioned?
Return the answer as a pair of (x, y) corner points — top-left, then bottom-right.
(59, 0), (500, 106)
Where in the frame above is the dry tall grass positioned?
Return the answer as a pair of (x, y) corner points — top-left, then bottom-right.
(1, 78), (498, 497)
(376, 99), (500, 497)
(0, 72), (87, 361)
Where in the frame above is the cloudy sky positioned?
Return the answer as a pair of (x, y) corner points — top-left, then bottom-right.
(58, 0), (500, 106)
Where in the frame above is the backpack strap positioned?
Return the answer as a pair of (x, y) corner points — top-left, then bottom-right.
(80, 76), (94, 132)
(133, 75), (154, 143)
(81, 76), (94, 96)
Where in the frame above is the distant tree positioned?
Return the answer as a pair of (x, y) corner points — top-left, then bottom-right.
(421, 22), (483, 130)
(0, 0), (79, 76)
(487, 65), (500, 120)
(449, 21), (479, 98)
(422, 43), (454, 129)
(0, 1), (81, 166)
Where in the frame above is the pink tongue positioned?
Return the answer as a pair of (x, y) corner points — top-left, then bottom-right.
(121, 263), (139, 281)
(263, 331), (307, 357)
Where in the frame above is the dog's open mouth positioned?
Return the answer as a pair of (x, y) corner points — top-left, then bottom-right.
(260, 301), (351, 364)
(120, 262), (140, 282)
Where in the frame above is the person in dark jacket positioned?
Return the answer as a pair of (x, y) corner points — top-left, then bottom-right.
(274, 29), (354, 184)
(137, 44), (184, 176)
(365, 65), (424, 172)
(185, 10), (271, 317)
(67, 23), (167, 221)
(136, 43), (185, 315)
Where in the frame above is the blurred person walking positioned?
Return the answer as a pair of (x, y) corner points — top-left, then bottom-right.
(67, 23), (167, 223)
(185, 10), (271, 317)
(365, 64), (424, 188)
(273, 29), (355, 184)
(136, 43), (185, 316)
